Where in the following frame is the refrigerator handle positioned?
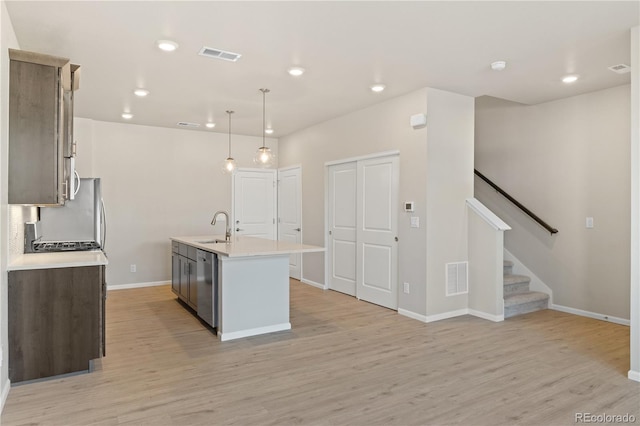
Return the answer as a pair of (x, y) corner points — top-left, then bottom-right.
(73, 170), (81, 197)
(100, 198), (107, 252)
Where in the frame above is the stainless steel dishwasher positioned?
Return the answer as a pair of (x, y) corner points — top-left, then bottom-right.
(196, 250), (217, 328)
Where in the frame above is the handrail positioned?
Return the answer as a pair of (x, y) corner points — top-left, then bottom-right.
(474, 169), (558, 235)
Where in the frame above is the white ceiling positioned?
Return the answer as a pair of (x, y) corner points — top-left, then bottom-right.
(5, 1), (639, 138)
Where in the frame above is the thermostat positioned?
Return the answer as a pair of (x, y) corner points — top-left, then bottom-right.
(404, 201), (414, 212)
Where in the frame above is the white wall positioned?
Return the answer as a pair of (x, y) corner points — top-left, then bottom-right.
(279, 88), (474, 318)
(629, 25), (639, 382)
(279, 89), (429, 314)
(85, 119), (277, 287)
(0, 0), (19, 408)
(475, 85), (631, 320)
(424, 88), (475, 318)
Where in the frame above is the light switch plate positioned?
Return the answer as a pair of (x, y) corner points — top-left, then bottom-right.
(586, 217), (594, 228)
(410, 216), (420, 228)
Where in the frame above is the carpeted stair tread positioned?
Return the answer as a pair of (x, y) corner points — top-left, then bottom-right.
(504, 291), (549, 307)
(503, 260), (514, 268)
(503, 274), (530, 285)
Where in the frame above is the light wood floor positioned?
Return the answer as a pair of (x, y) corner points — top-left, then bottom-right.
(2, 281), (638, 425)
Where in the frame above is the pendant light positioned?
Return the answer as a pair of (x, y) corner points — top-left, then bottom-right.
(254, 88), (275, 167)
(222, 110), (237, 174)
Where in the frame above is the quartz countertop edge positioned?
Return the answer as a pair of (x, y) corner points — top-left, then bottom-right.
(171, 235), (325, 258)
(8, 250), (108, 271)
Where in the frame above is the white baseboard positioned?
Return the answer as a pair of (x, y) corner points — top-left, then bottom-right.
(301, 277), (327, 290)
(628, 370), (640, 382)
(550, 304), (630, 326)
(1, 378), (10, 414)
(425, 308), (469, 323)
(398, 308), (428, 323)
(218, 322), (291, 341)
(468, 309), (504, 322)
(107, 280), (170, 291)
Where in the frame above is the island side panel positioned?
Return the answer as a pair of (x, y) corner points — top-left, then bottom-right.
(217, 254), (291, 341)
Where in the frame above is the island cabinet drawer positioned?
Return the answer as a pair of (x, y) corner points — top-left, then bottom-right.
(171, 241), (180, 254)
(178, 243), (188, 257)
(187, 245), (197, 261)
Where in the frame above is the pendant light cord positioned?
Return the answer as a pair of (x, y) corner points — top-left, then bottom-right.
(260, 88), (270, 149)
(226, 110), (233, 156)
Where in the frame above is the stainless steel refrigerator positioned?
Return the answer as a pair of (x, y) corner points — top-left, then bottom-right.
(34, 177), (106, 252)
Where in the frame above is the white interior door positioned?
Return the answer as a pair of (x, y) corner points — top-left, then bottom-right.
(328, 162), (357, 296)
(233, 169), (277, 240)
(356, 155), (399, 309)
(278, 166), (302, 280)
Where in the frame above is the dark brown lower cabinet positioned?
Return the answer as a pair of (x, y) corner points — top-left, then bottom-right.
(8, 265), (105, 383)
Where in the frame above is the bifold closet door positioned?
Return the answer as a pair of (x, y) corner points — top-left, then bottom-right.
(328, 155), (399, 309)
(356, 155), (399, 310)
(328, 162), (357, 296)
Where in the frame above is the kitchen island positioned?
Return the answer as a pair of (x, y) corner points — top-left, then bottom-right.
(170, 235), (324, 341)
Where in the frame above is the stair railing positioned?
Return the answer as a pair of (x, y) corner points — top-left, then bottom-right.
(474, 169), (558, 235)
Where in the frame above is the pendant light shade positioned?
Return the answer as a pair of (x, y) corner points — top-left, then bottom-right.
(254, 88), (275, 167)
(222, 110), (236, 174)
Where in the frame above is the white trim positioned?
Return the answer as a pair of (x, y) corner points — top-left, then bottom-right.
(630, 25), (640, 383)
(278, 164), (302, 172)
(550, 304), (630, 326)
(628, 370), (640, 382)
(218, 322), (291, 341)
(398, 308), (428, 323)
(1, 378), (10, 413)
(107, 280), (169, 291)
(425, 308), (469, 323)
(301, 277), (327, 290)
(468, 309), (504, 322)
(324, 150), (400, 167)
(466, 198), (511, 231)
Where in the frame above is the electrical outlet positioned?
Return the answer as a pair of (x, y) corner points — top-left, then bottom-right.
(586, 217), (594, 228)
(130, 264), (137, 273)
(403, 282), (410, 294)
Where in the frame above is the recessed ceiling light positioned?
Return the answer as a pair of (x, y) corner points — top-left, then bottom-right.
(265, 128), (274, 135)
(562, 75), (579, 84)
(287, 67), (305, 77)
(134, 88), (149, 97)
(370, 84), (386, 93)
(122, 112), (133, 119)
(206, 122), (216, 129)
(156, 40), (178, 52)
(491, 61), (507, 71)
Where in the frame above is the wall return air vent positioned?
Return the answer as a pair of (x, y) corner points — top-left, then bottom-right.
(446, 261), (468, 296)
(199, 46), (242, 62)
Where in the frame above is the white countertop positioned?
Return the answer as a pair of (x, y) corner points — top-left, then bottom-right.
(171, 235), (325, 258)
(8, 250), (108, 271)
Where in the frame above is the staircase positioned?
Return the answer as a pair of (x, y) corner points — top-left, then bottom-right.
(503, 260), (549, 318)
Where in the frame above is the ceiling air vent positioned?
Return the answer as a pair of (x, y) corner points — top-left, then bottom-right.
(177, 122), (200, 128)
(608, 64), (631, 74)
(199, 46), (242, 62)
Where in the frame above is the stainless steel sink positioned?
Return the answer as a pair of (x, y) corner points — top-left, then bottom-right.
(197, 239), (229, 244)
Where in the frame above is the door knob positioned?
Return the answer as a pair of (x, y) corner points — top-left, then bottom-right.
(295, 228), (301, 232)
(236, 228), (244, 232)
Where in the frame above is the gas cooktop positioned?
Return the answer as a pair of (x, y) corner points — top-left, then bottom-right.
(32, 241), (101, 253)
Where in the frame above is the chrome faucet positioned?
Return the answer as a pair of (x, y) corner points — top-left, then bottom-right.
(211, 210), (231, 242)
